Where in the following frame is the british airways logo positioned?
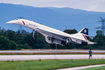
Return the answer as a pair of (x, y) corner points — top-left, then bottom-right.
(22, 21), (25, 25)
(81, 28), (88, 35)
(84, 29), (86, 33)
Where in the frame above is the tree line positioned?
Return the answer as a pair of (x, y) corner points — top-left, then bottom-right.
(0, 27), (105, 50)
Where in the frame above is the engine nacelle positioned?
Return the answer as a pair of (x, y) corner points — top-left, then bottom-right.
(45, 36), (67, 45)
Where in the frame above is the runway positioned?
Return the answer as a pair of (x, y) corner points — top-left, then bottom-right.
(0, 55), (105, 61)
(0, 50), (105, 54)
(0, 50), (105, 61)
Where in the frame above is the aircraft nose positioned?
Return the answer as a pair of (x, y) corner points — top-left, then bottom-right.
(6, 20), (17, 24)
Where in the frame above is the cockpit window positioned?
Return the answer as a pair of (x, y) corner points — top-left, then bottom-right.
(15, 18), (19, 20)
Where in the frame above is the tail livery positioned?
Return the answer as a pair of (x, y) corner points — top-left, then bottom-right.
(79, 28), (88, 35)
(79, 28), (96, 44)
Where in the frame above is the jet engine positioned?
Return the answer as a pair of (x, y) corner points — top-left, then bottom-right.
(45, 36), (69, 46)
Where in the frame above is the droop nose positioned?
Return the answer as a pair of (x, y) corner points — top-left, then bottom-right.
(6, 20), (17, 24)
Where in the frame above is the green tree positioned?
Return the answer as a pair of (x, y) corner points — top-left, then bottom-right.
(9, 40), (18, 50)
(84, 45), (92, 49)
(96, 30), (102, 35)
(0, 28), (6, 36)
(18, 43), (31, 49)
(93, 35), (105, 46)
(0, 36), (9, 50)
(64, 29), (77, 34)
(5, 30), (16, 41)
(92, 34), (105, 49)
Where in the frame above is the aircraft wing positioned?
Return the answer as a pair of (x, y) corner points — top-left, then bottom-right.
(36, 27), (95, 46)
(36, 27), (84, 45)
(37, 27), (68, 38)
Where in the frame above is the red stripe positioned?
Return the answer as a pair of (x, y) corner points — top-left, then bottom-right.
(22, 21), (25, 25)
(82, 34), (87, 41)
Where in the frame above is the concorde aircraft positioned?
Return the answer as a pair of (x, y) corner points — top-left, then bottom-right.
(7, 19), (95, 46)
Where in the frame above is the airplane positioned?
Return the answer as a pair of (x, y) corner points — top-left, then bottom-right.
(7, 18), (95, 46)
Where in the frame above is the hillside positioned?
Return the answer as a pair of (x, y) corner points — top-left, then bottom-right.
(0, 3), (105, 36)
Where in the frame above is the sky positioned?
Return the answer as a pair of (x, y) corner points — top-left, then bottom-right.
(0, 0), (105, 12)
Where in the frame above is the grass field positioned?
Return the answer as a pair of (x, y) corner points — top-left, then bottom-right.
(81, 66), (105, 70)
(0, 59), (105, 70)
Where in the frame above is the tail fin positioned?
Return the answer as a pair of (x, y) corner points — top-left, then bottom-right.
(79, 28), (88, 35)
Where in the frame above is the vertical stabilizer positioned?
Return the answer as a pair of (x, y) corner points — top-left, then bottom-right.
(79, 28), (88, 35)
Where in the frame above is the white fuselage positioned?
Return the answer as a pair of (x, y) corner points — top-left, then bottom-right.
(7, 19), (95, 45)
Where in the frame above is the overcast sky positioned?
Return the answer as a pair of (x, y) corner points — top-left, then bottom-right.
(0, 0), (105, 12)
